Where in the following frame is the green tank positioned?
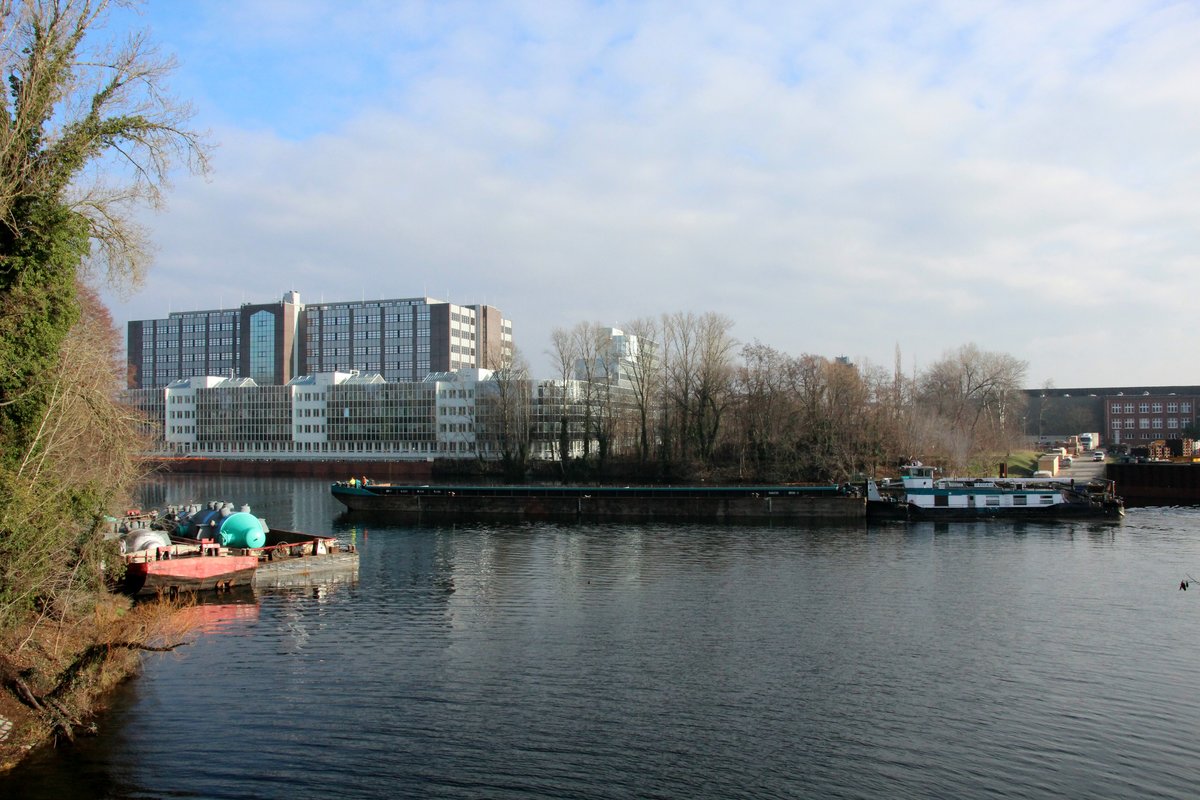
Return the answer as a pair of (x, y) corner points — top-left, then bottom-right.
(215, 511), (267, 549)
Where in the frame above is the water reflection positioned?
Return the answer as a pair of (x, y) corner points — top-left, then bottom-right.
(171, 588), (260, 634)
(4, 478), (1200, 799)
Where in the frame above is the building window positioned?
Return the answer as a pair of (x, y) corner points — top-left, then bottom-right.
(1139, 418), (1150, 429)
(249, 310), (275, 383)
(1153, 418), (1163, 429)
(1139, 403), (1150, 413)
(1152, 403), (1163, 413)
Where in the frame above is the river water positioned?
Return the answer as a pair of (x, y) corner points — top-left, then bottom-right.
(5, 475), (1200, 799)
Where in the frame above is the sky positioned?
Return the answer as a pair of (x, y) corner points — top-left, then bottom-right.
(95, 0), (1200, 388)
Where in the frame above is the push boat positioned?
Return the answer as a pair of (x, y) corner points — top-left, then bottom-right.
(866, 464), (1125, 521)
(116, 502), (352, 597)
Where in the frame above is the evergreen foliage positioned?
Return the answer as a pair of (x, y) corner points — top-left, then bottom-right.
(0, 0), (207, 642)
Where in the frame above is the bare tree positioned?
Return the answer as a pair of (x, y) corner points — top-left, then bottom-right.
(733, 341), (791, 478)
(659, 311), (736, 466)
(1, 0), (211, 288)
(660, 311), (698, 464)
(482, 347), (532, 481)
(0, 284), (150, 633)
(693, 312), (737, 461)
(914, 343), (1028, 472)
(569, 321), (607, 460)
(547, 326), (578, 467)
(621, 316), (660, 465)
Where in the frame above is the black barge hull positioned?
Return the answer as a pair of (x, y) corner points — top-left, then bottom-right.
(331, 483), (865, 522)
(868, 500), (1125, 522)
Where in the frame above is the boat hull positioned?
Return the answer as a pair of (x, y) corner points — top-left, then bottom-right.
(122, 552), (259, 597)
(331, 483), (863, 522)
(868, 499), (1124, 522)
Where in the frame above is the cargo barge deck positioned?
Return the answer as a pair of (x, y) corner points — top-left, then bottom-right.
(331, 481), (865, 522)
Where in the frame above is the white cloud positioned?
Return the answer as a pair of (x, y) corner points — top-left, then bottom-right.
(103, 0), (1200, 387)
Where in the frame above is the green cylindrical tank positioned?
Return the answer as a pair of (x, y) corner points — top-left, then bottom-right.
(215, 511), (267, 548)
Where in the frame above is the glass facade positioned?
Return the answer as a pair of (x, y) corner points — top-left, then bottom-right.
(130, 294), (509, 389)
(122, 371), (622, 462)
(249, 310), (275, 383)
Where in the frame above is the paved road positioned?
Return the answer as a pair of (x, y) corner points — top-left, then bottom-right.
(1059, 454), (1106, 482)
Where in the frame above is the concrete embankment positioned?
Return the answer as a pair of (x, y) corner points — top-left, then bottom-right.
(147, 457), (434, 481)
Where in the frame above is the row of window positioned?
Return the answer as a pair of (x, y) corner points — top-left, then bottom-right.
(147, 337), (236, 349)
(181, 354), (234, 363)
(1111, 418), (1188, 430)
(933, 494), (1053, 507)
(164, 440), (476, 454)
(1111, 402), (1193, 414)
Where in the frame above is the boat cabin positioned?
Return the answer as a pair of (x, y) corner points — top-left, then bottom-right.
(900, 464), (935, 488)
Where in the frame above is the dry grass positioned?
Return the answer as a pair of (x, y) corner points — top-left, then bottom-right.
(0, 594), (196, 771)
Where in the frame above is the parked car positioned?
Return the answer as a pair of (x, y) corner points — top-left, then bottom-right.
(1032, 470), (1053, 478)
(1092, 451), (1105, 461)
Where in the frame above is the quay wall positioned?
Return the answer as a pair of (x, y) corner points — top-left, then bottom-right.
(147, 457), (435, 482)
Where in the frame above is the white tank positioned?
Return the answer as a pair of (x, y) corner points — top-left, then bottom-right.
(122, 529), (171, 553)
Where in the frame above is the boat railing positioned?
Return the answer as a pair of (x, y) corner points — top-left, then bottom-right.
(125, 540), (226, 563)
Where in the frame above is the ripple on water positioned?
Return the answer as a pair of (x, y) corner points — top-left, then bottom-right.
(6, 483), (1200, 799)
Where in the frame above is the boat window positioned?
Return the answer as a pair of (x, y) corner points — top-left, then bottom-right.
(934, 495), (949, 507)
(1014, 495), (1027, 506)
(1041, 495), (1054, 504)
(986, 496), (999, 506)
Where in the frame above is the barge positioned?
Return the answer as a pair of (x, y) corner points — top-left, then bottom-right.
(122, 540), (259, 597)
(117, 501), (357, 597)
(330, 481), (864, 522)
(866, 464), (1125, 521)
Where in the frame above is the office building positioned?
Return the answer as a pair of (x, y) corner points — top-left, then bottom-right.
(124, 368), (597, 461)
(127, 291), (512, 389)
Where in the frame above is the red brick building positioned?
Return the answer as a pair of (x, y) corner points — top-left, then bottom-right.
(1104, 393), (1200, 448)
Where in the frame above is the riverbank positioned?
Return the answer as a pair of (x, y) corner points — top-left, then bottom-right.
(0, 596), (190, 773)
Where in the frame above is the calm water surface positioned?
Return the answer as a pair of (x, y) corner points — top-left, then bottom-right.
(5, 476), (1200, 799)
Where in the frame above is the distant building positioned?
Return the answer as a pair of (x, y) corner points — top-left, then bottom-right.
(1103, 392), (1199, 449)
(124, 368), (600, 461)
(573, 327), (647, 389)
(127, 291), (512, 389)
(1023, 385), (1200, 443)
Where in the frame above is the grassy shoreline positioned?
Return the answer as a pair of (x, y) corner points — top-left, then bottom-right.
(0, 596), (192, 772)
